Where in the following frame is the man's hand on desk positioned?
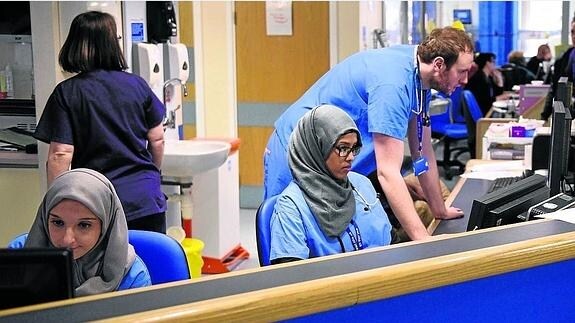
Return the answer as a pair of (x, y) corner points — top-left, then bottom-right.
(434, 206), (464, 220)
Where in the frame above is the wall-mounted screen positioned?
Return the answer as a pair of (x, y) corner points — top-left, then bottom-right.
(453, 9), (472, 25)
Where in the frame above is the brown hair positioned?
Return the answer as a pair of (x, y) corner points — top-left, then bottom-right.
(507, 50), (525, 65)
(475, 52), (496, 69)
(59, 11), (127, 73)
(537, 44), (550, 57)
(417, 27), (474, 70)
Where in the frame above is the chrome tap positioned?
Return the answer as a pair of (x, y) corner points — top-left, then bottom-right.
(163, 78), (188, 103)
(162, 78), (188, 129)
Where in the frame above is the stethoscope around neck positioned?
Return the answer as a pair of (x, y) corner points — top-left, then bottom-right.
(351, 184), (379, 211)
(413, 59), (430, 123)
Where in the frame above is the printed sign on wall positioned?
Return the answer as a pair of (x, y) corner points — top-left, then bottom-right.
(266, 1), (293, 36)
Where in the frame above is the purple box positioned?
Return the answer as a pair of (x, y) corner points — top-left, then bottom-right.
(510, 126), (526, 137)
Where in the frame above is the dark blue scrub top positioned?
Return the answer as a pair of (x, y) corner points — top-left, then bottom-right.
(34, 70), (167, 220)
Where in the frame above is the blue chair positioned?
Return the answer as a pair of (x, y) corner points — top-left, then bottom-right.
(449, 87), (466, 123)
(8, 230), (190, 285)
(430, 89), (469, 179)
(128, 230), (190, 284)
(461, 90), (485, 159)
(462, 90), (483, 123)
(255, 195), (279, 267)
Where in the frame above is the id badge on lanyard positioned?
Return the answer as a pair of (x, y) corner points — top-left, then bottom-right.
(412, 46), (430, 177)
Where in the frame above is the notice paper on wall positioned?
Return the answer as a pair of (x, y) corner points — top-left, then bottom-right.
(266, 1), (293, 36)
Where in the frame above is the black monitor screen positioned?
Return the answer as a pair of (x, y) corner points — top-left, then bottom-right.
(453, 9), (472, 25)
(0, 2), (31, 35)
(0, 248), (74, 310)
(486, 186), (550, 227)
(467, 174), (547, 231)
(549, 101), (572, 196)
(556, 76), (573, 115)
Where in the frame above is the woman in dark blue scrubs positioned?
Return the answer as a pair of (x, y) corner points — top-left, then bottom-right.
(34, 11), (167, 233)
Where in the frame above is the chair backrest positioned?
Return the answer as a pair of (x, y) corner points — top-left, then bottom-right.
(128, 230), (190, 284)
(462, 90), (484, 123)
(450, 87), (466, 123)
(255, 195), (279, 267)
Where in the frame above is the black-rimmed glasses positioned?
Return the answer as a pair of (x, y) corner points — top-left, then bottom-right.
(333, 145), (361, 158)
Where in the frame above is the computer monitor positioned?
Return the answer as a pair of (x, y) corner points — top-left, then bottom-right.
(556, 76), (573, 115)
(486, 186), (550, 226)
(453, 9), (472, 25)
(556, 77), (575, 176)
(548, 101), (572, 196)
(467, 174), (547, 231)
(0, 248), (74, 310)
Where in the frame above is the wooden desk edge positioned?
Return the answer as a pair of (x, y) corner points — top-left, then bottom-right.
(97, 231), (575, 323)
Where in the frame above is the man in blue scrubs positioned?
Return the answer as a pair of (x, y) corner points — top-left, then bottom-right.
(264, 27), (474, 241)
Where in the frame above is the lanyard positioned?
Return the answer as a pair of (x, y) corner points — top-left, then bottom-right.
(413, 46), (429, 156)
(416, 90), (428, 156)
(345, 220), (364, 251)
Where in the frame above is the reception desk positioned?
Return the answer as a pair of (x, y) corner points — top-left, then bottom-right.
(1, 219), (575, 322)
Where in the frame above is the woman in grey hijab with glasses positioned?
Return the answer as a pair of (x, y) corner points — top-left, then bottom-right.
(23, 168), (151, 296)
(270, 105), (392, 264)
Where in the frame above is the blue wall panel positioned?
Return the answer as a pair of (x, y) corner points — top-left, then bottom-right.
(287, 259), (575, 322)
(478, 1), (518, 66)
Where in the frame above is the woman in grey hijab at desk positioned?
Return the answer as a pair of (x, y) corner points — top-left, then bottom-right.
(269, 105), (392, 264)
(24, 168), (151, 296)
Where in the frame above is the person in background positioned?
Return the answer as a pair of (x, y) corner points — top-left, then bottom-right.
(465, 52), (506, 116)
(526, 44), (552, 81)
(264, 27), (470, 243)
(270, 105), (392, 264)
(542, 18), (575, 121)
(21, 168), (151, 296)
(500, 50), (535, 90)
(34, 11), (167, 233)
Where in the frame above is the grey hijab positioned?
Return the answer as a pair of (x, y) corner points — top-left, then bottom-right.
(288, 105), (362, 237)
(25, 168), (136, 296)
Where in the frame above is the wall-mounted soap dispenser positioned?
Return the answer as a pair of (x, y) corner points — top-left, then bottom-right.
(133, 43), (162, 87)
(165, 43), (189, 84)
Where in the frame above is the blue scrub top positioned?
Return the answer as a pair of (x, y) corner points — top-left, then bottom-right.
(34, 70), (167, 221)
(274, 45), (430, 176)
(270, 172), (392, 261)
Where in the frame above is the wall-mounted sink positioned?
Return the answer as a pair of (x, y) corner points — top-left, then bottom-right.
(162, 139), (231, 182)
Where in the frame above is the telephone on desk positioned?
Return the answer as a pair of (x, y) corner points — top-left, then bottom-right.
(527, 193), (575, 220)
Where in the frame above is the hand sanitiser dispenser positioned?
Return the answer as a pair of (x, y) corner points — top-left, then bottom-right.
(166, 43), (190, 83)
(134, 43), (162, 87)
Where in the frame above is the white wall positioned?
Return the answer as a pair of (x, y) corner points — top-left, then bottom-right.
(359, 1), (383, 51)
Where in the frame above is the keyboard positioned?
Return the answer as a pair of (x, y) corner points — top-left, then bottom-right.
(486, 176), (522, 193)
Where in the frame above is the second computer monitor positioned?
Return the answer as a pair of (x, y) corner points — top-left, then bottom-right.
(0, 248), (74, 310)
(467, 174), (548, 231)
(548, 101), (572, 196)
